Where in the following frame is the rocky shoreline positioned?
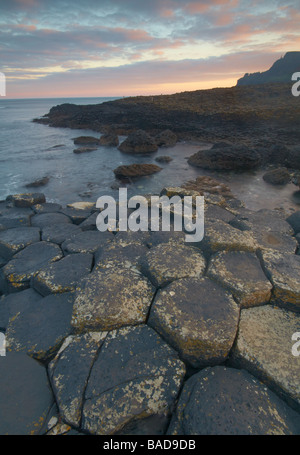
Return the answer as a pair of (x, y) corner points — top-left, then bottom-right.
(33, 83), (300, 151)
(0, 187), (300, 435)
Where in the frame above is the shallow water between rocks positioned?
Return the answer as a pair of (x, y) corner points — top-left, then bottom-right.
(0, 97), (299, 215)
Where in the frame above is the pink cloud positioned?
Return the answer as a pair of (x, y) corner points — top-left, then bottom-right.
(113, 27), (152, 42)
(14, 24), (37, 31)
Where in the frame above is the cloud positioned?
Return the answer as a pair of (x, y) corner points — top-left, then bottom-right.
(5, 50), (284, 98)
(0, 0), (299, 97)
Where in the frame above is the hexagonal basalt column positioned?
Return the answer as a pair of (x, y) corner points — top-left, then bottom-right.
(167, 366), (300, 435)
(141, 243), (206, 288)
(207, 251), (272, 308)
(148, 276), (240, 368)
(49, 325), (185, 435)
(230, 305), (300, 410)
(2, 241), (62, 293)
(71, 267), (155, 331)
(259, 250), (300, 311)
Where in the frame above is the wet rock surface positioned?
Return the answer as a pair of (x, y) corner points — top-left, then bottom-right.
(0, 352), (53, 435)
(0, 189), (300, 435)
(114, 163), (162, 178)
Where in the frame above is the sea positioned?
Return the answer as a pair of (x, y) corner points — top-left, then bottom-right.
(0, 97), (298, 213)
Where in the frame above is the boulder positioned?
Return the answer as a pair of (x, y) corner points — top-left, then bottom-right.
(6, 193), (46, 208)
(114, 163), (162, 178)
(5, 293), (74, 362)
(73, 136), (100, 146)
(207, 251), (272, 308)
(71, 267), (155, 331)
(230, 305), (300, 411)
(141, 243), (206, 288)
(155, 130), (177, 147)
(187, 144), (261, 171)
(167, 366), (300, 435)
(25, 176), (50, 188)
(99, 133), (119, 146)
(118, 130), (158, 154)
(148, 277), (239, 368)
(32, 253), (93, 296)
(263, 168), (291, 185)
(0, 352), (53, 435)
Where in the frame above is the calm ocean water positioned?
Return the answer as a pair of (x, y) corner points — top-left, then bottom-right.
(0, 97), (298, 212)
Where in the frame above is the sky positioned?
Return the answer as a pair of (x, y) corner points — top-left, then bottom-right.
(0, 0), (300, 98)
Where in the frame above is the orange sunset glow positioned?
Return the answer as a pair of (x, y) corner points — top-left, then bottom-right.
(1, 0), (300, 98)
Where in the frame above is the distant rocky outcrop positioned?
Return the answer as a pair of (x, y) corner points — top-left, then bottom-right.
(237, 52), (300, 86)
(33, 83), (300, 150)
(118, 130), (158, 154)
(155, 130), (177, 147)
(187, 143), (261, 171)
